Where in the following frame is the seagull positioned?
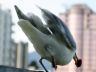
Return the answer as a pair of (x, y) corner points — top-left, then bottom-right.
(14, 5), (82, 72)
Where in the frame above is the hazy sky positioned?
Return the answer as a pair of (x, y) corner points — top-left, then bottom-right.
(0, 0), (96, 52)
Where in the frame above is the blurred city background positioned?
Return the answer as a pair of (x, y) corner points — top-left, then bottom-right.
(0, 0), (96, 72)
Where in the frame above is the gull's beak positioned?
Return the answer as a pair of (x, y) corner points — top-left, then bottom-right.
(14, 5), (28, 20)
(73, 53), (82, 67)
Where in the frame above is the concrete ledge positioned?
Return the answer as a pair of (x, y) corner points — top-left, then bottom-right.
(0, 65), (44, 72)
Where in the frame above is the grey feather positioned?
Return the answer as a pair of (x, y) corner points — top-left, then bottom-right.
(39, 7), (76, 50)
(14, 5), (51, 35)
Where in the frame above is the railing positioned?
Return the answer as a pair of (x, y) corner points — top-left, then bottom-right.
(0, 65), (44, 72)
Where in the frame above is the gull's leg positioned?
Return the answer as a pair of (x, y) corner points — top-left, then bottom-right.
(39, 57), (48, 72)
(39, 45), (57, 72)
(45, 45), (57, 70)
(39, 56), (57, 72)
(73, 53), (82, 67)
(51, 56), (57, 69)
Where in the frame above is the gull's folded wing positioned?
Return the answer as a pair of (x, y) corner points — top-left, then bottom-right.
(14, 5), (51, 35)
(40, 8), (76, 49)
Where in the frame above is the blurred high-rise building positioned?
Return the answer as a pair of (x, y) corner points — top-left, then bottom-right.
(16, 42), (28, 69)
(0, 5), (29, 69)
(0, 6), (15, 66)
(58, 4), (96, 72)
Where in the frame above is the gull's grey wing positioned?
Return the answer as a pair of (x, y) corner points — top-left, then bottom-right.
(28, 14), (51, 35)
(39, 8), (76, 49)
(14, 5), (51, 35)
